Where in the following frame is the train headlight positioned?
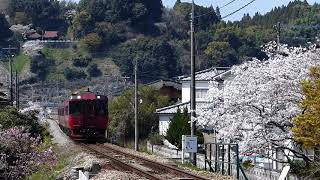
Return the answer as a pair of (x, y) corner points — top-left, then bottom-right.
(77, 96), (81, 99)
(97, 96), (101, 99)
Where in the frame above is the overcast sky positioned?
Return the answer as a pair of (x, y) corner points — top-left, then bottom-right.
(67, 0), (320, 21)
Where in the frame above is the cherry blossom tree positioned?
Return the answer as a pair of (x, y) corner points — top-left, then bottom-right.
(197, 42), (320, 162)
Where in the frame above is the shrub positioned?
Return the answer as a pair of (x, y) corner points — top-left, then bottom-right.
(148, 133), (164, 145)
(242, 160), (254, 169)
(72, 55), (92, 67)
(64, 67), (87, 81)
(0, 107), (44, 136)
(0, 127), (57, 179)
(30, 53), (54, 80)
(87, 64), (102, 77)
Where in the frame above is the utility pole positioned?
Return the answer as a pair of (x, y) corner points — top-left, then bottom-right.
(134, 58), (139, 151)
(190, 0), (197, 166)
(9, 57), (13, 106)
(2, 46), (17, 106)
(15, 71), (19, 109)
(277, 22), (281, 52)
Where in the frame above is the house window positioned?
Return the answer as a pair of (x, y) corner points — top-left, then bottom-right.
(196, 89), (208, 99)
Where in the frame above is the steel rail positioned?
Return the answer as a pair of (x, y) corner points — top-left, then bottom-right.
(99, 144), (210, 180)
(80, 143), (163, 180)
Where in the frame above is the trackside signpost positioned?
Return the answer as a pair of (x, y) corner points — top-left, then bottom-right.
(182, 135), (197, 164)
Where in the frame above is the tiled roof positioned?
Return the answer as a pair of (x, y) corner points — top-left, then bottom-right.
(148, 80), (181, 90)
(180, 67), (230, 81)
(156, 101), (211, 114)
(44, 31), (58, 38)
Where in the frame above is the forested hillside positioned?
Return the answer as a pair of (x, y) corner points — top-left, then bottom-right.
(0, 0), (319, 83)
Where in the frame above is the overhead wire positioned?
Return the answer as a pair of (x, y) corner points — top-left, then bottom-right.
(194, 0), (257, 20)
(221, 0), (257, 19)
(220, 0), (238, 9)
(194, 0), (238, 18)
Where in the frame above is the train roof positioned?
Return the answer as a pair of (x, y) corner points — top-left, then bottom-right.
(59, 92), (107, 107)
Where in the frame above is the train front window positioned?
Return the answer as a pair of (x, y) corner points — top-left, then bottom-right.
(70, 101), (81, 115)
(96, 101), (106, 116)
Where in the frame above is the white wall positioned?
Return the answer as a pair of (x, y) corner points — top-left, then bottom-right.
(182, 81), (210, 103)
(159, 114), (173, 136)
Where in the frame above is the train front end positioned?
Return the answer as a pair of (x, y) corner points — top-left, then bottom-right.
(68, 92), (108, 141)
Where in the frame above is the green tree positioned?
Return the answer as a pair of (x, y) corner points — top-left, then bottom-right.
(81, 33), (102, 52)
(0, 13), (12, 44)
(293, 66), (320, 148)
(95, 22), (124, 48)
(9, 0), (68, 31)
(72, 11), (94, 38)
(109, 86), (169, 143)
(166, 108), (190, 149)
(205, 41), (238, 66)
(112, 37), (177, 83)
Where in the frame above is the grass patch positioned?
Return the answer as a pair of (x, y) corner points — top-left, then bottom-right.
(12, 54), (31, 73)
(42, 48), (73, 63)
(175, 161), (205, 172)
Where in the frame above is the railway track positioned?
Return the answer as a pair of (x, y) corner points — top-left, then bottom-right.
(80, 143), (210, 180)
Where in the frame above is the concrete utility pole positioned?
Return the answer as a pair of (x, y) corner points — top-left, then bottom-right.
(277, 22), (281, 52)
(9, 57), (13, 106)
(134, 58), (139, 151)
(190, 0), (197, 166)
(15, 71), (19, 109)
(2, 46), (17, 106)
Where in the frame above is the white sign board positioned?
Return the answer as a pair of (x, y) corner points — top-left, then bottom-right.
(182, 135), (197, 153)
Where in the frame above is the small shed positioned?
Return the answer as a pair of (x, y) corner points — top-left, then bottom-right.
(43, 31), (59, 40)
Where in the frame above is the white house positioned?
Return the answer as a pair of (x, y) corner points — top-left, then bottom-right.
(156, 67), (231, 136)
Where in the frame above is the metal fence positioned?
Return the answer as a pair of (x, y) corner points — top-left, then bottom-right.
(204, 143), (248, 180)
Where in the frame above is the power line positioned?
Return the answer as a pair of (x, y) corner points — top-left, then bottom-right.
(220, 0), (238, 9)
(221, 0), (257, 20)
(195, 0), (238, 18)
(195, 0), (256, 20)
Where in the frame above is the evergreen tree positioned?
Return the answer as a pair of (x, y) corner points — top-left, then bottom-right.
(293, 66), (320, 148)
(166, 108), (190, 149)
(174, 0), (181, 7)
(215, 6), (221, 20)
(0, 14), (12, 43)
